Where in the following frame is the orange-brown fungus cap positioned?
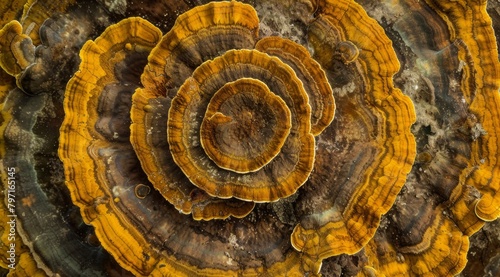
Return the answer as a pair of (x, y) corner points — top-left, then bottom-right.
(190, 193), (256, 221)
(421, 0), (500, 225)
(255, 36), (335, 135)
(290, 0), (416, 273)
(352, 0), (500, 275)
(58, 16), (307, 274)
(59, 17), (163, 275)
(0, 20), (34, 77)
(131, 1), (261, 213)
(20, 0), (76, 44)
(334, 40), (359, 64)
(365, 207), (469, 276)
(167, 49), (314, 201)
(140, 0), (259, 94)
(200, 78), (292, 173)
(4, 0), (500, 275)
(0, 0), (25, 26)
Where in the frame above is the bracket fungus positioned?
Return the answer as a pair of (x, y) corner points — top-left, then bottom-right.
(1, 0), (500, 276)
(349, 0), (500, 275)
(165, 49), (315, 201)
(0, 20), (34, 78)
(199, 78), (293, 173)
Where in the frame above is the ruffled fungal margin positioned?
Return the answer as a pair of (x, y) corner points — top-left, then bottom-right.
(364, 208), (470, 276)
(58, 16), (165, 274)
(0, 3), (47, 276)
(290, 0), (416, 273)
(351, 0), (500, 275)
(0, 0), (77, 77)
(435, 0), (500, 227)
(0, 20), (34, 79)
(57, 0), (417, 275)
(254, 36), (335, 136)
(4, 0), (500, 276)
(130, 1), (263, 216)
(0, 2), (134, 276)
(58, 12), (306, 275)
(16, 0), (76, 45)
(0, 2), (102, 96)
(130, 0), (332, 211)
(131, 1), (270, 208)
(199, 78), (292, 173)
(166, 49), (315, 201)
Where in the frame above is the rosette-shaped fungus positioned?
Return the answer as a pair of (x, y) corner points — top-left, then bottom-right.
(140, 46), (317, 202)
(58, 0), (416, 275)
(3, 0), (500, 276)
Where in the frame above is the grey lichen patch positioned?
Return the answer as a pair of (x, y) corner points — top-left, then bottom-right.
(100, 0), (127, 15)
(271, 193), (298, 225)
(395, 70), (443, 149)
(333, 81), (356, 98)
(470, 122), (488, 140)
(255, 0), (308, 45)
(356, 0), (405, 26)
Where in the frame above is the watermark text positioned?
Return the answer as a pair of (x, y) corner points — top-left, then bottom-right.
(6, 167), (16, 269)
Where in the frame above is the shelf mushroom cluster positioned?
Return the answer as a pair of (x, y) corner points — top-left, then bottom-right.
(0, 0), (499, 276)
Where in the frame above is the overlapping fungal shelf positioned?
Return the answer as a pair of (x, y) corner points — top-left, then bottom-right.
(0, 0), (499, 276)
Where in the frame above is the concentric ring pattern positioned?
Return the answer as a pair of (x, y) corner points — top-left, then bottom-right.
(0, 0), (499, 276)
